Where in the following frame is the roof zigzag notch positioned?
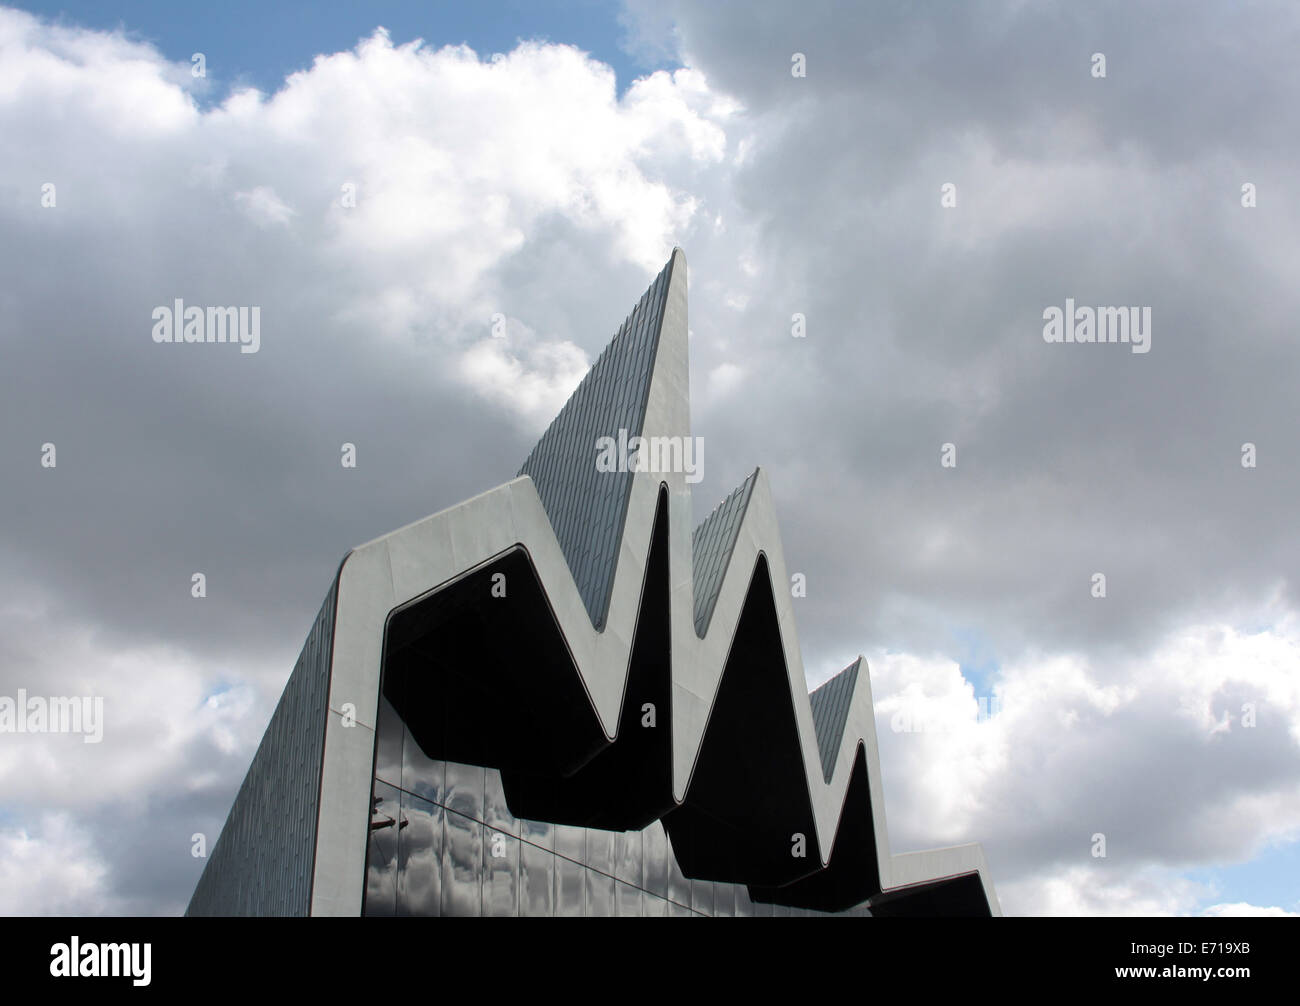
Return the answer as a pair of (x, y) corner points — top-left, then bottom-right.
(808, 661), (861, 784)
(691, 470), (757, 637)
(190, 247), (1003, 917)
(516, 258), (674, 629)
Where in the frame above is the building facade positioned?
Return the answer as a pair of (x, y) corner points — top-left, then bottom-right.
(187, 249), (1000, 917)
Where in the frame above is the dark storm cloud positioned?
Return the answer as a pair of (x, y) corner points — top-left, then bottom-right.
(2, 0), (1298, 914)
(631, 0), (1300, 672)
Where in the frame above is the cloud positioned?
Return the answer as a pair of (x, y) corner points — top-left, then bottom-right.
(0, 814), (113, 915)
(3, 0), (1299, 915)
(1202, 902), (1299, 917)
(868, 618), (1300, 915)
(458, 320), (591, 428)
(0, 6), (735, 914)
(234, 185), (296, 228)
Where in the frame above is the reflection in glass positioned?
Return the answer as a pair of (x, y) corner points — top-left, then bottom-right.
(712, 881), (734, 918)
(553, 822), (584, 864)
(643, 821), (669, 899)
(520, 841), (555, 917)
(555, 854), (584, 917)
(615, 879), (643, 917)
(402, 732), (445, 804)
(642, 891), (670, 917)
(482, 828), (519, 917)
(373, 692), (403, 788)
(585, 863), (615, 916)
(398, 789), (442, 917)
(691, 878), (714, 917)
(614, 829), (642, 888)
(484, 769), (517, 838)
(520, 815), (553, 852)
(445, 761), (484, 825)
(442, 806), (483, 916)
(367, 758), (875, 917)
(666, 842), (691, 910)
(585, 828), (615, 878)
(364, 780), (402, 916)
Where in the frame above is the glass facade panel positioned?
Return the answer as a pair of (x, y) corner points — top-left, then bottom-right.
(520, 840), (555, 917)
(642, 821), (670, 900)
(642, 890), (670, 916)
(555, 853), (584, 917)
(374, 693), (403, 788)
(520, 815), (553, 853)
(584, 863), (616, 916)
(482, 828), (519, 917)
(444, 761), (484, 825)
(398, 789), (442, 917)
(691, 878), (715, 917)
(615, 879), (643, 917)
(614, 829), (642, 888)
(442, 806), (482, 917)
(402, 723), (444, 805)
(666, 843), (691, 910)
(712, 880), (735, 918)
(484, 769), (517, 838)
(553, 822), (584, 864)
(585, 827), (615, 878)
(364, 754), (872, 917)
(365, 779), (401, 916)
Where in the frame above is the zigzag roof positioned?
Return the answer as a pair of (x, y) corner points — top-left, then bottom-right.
(188, 248), (1000, 917)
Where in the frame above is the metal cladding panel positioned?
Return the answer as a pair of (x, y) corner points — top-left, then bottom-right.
(808, 662), (861, 784)
(516, 259), (672, 629)
(185, 581), (336, 916)
(690, 471), (756, 637)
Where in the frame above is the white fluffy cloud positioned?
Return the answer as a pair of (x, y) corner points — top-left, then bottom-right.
(0, 814), (114, 916)
(3, 1), (1299, 917)
(0, 577), (275, 809)
(1202, 902), (1299, 917)
(866, 617), (1300, 915)
(0, 10), (736, 421)
(0, 5), (743, 915)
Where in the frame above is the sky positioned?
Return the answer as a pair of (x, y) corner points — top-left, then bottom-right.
(1, 0), (1298, 917)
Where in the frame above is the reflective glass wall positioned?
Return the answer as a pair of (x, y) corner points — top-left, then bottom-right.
(364, 692), (871, 917)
